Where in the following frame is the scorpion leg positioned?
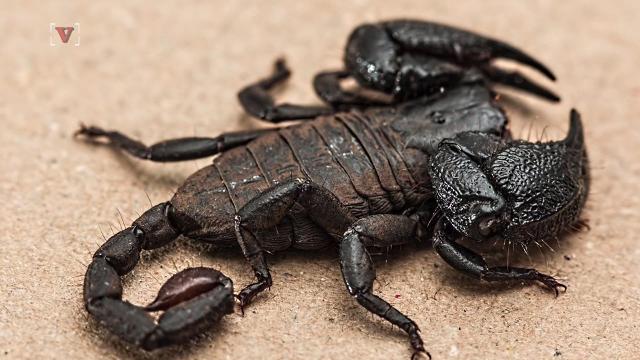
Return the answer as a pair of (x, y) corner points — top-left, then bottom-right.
(75, 126), (273, 162)
(432, 220), (567, 296)
(238, 59), (334, 122)
(234, 178), (355, 307)
(84, 202), (235, 349)
(312, 70), (391, 107)
(340, 215), (430, 359)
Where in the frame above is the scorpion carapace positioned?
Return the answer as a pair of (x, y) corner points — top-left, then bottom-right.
(78, 20), (588, 359)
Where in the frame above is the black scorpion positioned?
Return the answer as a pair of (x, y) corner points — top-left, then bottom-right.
(78, 20), (589, 359)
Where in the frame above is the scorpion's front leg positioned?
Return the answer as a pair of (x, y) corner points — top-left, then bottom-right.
(340, 215), (430, 359)
(234, 178), (355, 308)
(432, 220), (567, 296)
(84, 203), (235, 349)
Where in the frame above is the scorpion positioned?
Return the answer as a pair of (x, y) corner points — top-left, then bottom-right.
(78, 20), (589, 359)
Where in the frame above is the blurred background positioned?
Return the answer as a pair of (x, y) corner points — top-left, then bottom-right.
(1, 1), (639, 359)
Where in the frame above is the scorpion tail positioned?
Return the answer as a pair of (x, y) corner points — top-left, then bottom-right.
(83, 202), (235, 350)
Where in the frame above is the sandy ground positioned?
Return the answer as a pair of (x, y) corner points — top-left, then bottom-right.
(1, 1), (639, 359)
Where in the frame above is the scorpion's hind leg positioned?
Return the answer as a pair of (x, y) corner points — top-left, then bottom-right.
(340, 215), (431, 359)
(233, 178), (356, 308)
(75, 125), (274, 162)
(83, 202), (235, 350)
(238, 59), (334, 122)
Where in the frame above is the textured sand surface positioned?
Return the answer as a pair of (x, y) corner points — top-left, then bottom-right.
(1, 1), (639, 359)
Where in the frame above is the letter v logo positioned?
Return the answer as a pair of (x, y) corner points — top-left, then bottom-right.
(50, 23), (80, 46)
(55, 26), (74, 43)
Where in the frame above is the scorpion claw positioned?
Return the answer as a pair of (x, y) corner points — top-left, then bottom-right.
(482, 66), (560, 102)
(490, 41), (556, 81)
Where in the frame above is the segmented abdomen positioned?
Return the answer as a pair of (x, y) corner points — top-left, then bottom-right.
(171, 111), (426, 251)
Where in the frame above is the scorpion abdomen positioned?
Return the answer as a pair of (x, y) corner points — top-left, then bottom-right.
(170, 112), (428, 251)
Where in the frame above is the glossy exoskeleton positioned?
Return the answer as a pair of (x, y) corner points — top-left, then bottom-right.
(78, 20), (588, 359)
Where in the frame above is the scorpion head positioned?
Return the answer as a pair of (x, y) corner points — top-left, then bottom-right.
(429, 110), (589, 247)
